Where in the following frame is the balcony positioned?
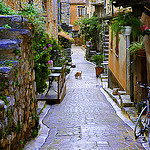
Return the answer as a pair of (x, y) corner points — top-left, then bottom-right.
(91, 0), (104, 6)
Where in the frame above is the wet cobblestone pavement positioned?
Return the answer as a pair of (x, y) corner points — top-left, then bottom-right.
(25, 45), (145, 150)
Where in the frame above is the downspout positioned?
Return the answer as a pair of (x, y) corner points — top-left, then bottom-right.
(126, 35), (130, 94)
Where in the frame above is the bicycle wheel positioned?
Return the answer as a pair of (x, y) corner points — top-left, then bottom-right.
(134, 106), (147, 139)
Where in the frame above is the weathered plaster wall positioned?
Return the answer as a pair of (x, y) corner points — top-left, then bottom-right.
(70, 4), (78, 30)
(108, 31), (127, 90)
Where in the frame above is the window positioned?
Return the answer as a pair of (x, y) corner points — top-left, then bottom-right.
(77, 6), (85, 18)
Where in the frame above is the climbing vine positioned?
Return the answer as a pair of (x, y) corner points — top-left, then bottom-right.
(19, 3), (65, 94)
(0, 2), (17, 15)
(0, 2), (66, 94)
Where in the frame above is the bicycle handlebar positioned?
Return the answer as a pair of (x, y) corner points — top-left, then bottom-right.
(137, 82), (150, 89)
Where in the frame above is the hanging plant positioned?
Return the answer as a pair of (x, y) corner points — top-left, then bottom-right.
(128, 41), (145, 56)
(141, 25), (150, 36)
(111, 10), (143, 38)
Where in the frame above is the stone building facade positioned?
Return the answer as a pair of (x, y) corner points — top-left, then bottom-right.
(3, 0), (58, 39)
(0, 15), (38, 150)
(108, 0), (150, 103)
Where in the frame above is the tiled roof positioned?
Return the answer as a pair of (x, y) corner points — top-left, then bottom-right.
(58, 31), (72, 40)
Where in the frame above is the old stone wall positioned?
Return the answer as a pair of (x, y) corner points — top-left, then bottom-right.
(0, 15), (38, 150)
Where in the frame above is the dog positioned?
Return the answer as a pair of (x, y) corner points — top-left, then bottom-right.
(74, 71), (82, 79)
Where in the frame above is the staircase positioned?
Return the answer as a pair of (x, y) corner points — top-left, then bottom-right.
(101, 26), (109, 84)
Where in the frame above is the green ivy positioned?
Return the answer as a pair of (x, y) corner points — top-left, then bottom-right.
(19, 3), (66, 94)
(5, 60), (13, 67)
(13, 49), (21, 56)
(0, 2), (17, 15)
(2, 24), (11, 29)
(19, 140), (23, 145)
(0, 2), (65, 94)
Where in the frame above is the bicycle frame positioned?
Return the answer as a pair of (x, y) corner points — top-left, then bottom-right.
(147, 89), (150, 145)
(134, 82), (150, 146)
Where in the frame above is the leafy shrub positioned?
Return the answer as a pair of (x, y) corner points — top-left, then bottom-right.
(0, 2), (17, 15)
(20, 3), (67, 94)
(74, 14), (102, 50)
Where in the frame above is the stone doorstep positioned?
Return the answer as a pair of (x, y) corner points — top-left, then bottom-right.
(103, 88), (121, 108)
(122, 107), (138, 124)
(103, 87), (137, 125)
(112, 88), (120, 95)
(118, 90), (126, 95)
(100, 75), (108, 79)
(101, 78), (108, 82)
(120, 95), (134, 107)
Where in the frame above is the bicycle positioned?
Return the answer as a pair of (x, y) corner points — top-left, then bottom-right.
(134, 82), (150, 146)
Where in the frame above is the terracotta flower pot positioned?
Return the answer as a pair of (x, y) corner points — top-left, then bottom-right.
(95, 67), (103, 78)
(136, 49), (146, 57)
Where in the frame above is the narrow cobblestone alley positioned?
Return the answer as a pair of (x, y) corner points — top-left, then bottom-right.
(25, 45), (145, 150)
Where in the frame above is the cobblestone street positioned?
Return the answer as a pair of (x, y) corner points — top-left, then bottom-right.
(25, 45), (145, 150)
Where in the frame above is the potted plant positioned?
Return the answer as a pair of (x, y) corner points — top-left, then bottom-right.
(128, 41), (146, 56)
(92, 53), (104, 77)
(111, 10), (143, 37)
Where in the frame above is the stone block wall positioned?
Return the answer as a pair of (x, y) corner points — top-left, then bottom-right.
(0, 15), (38, 150)
(61, 1), (70, 25)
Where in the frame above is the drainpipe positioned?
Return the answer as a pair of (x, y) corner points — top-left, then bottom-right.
(126, 35), (130, 94)
(124, 26), (132, 94)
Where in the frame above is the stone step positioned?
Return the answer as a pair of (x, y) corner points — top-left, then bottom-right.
(0, 39), (19, 50)
(101, 78), (108, 82)
(100, 74), (108, 79)
(102, 61), (108, 64)
(105, 34), (109, 37)
(104, 39), (109, 42)
(104, 55), (109, 57)
(104, 45), (109, 48)
(103, 52), (109, 55)
(118, 91), (126, 95)
(0, 15), (28, 29)
(123, 107), (137, 123)
(120, 95), (134, 107)
(103, 49), (109, 52)
(104, 59), (108, 61)
(104, 42), (109, 45)
(104, 53), (109, 56)
(0, 27), (32, 39)
(89, 51), (96, 55)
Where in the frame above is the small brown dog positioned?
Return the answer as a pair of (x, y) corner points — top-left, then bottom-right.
(74, 71), (82, 79)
